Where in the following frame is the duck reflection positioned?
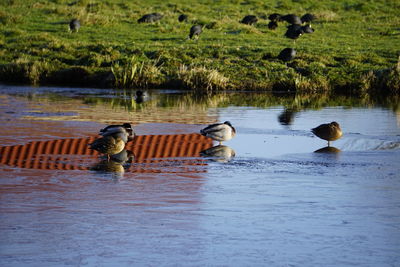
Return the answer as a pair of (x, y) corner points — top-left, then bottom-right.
(110, 149), (135, 164)
(135, 90), (148, 104)
(200, 145), (236, 163)
(278, 108), (297, 126)
(90, 149), (134, 179)
(314, 146), (341, 153)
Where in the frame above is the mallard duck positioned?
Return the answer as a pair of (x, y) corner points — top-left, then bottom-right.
(99, 123), (134, 143)
(200, 121), (236, 145)
(311, 122), (342, 146)
(89, 135), (126, 160)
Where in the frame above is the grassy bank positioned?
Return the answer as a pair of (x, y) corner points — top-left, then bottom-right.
(0, 0), (399, 95)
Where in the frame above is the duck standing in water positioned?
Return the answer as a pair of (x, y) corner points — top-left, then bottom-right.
(89, 135), (126, 161)
(200, 121), (236, 145)
(99, 123), (134, 143)
(311, 122), (342, 146)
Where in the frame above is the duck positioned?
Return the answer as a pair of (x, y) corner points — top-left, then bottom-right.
(178, 14), (188, 22)
(69, 18), (80, 33)
(311, 122), (343, 146)
(200, 121), (236, 145)
(240, 15), (258, 25)
(137, 13), (163, 23)
(89, 135), (126, 160)
(278, 48), (296, 62)
(99, 123), (134, 143)
(188, 25), (203, 40)
(135, 90), (148, 104)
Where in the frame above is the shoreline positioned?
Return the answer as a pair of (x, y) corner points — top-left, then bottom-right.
(1, 61), (399, 96)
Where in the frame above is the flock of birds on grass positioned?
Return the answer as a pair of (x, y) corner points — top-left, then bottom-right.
(88, 120), (343, 167)
(69, 11), (315, 63)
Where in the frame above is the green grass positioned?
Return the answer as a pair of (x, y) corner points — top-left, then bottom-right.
(0, 0), (399, 95)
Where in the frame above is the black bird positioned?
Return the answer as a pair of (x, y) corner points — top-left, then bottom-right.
(281, 14), (302, 25)
(188, 25), (202, 39)
(135, 90), (148, 104)
(137, 13), (163, 23)
(285, 24), (304, 40)
(240, 15), (258, 25)
(268, 13), (282, 22)
(268, 20), (278, 30)
(278, 48), (296, 62)
(178, 14), (188, 22)
(69, 19), (80, 32)
(301, 13), (315, 24)
(301, 24), (314, 33)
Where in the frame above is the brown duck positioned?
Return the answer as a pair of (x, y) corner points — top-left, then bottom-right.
(89, 135), (125, 160)
(311, 121), (342, 146)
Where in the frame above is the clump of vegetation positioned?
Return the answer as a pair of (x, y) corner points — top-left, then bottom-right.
(111, 56), (164, 88)
(177, 65), (229, 91)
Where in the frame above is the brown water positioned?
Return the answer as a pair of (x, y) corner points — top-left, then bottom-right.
(1, 85), (399, 266)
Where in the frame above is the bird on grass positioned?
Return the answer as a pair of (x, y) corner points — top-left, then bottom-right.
(99, 123), (134, 143)
(268, 20), (278, 30)
(200, 121), (236, 145)
(69, 19), (80, 33)
(301, 24), (314, 33)
(178, 14), (188, 22)
(281, 14), (302, 25)
(268, 13), (282, 22)
(278, 48), (296, 62)
(89, 135), (126, 161)
(137, 13), (163, 23)
(285, 24), (304, 40)
(240, 15), (258, 25)
(301, 13), (315, 25)
(311, 122), (343, 147)
(188, 25), (203, 40)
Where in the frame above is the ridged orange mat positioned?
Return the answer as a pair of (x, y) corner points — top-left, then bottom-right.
(0, 133), (213, 171)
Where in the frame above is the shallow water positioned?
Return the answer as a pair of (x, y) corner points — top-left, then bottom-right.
(0, 85), (399, 266)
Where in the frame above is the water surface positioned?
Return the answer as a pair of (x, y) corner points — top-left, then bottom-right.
(1, 85), (399, 266)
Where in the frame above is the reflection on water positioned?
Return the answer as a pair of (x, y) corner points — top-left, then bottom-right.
(314, 146), (341, 153)
(200, 145), (236, 163)
(278, 108), (298, 126)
